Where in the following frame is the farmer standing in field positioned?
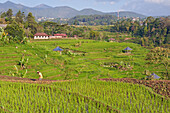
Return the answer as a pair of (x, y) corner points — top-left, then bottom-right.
(37, 71), (43, 80)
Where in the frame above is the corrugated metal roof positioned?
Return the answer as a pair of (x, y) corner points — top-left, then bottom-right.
(53, 47), (63, 51)
(124, 47), (133, 50)
(151, 73), (160, 79)
(146, 73), (161, 79)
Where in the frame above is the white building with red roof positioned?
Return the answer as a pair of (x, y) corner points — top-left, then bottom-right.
(34, 33), (67, 39)
(53, 33), (67, 38)
(34, 33), (49, 39)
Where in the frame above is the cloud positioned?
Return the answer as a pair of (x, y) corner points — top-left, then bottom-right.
(143, 0), (170, 5)
(95, 0), (118, 5)
(123, 0), (170, 6)
(122, 0), (170, 16)
(144, 0), (165, 4)
(110, 1), (115, 4)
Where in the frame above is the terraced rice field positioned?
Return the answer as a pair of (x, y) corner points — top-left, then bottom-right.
(0, 39), (167, 80)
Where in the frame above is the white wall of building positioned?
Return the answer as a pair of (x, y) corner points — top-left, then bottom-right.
(34, 36), (49, 39)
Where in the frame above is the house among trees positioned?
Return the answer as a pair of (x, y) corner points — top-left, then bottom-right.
(34, 33), (49, 39)
(109, 38), (115, 42)
(34, 33), (67, 39)
(53, 34), (67, 38)
(74, 35), (78, 38)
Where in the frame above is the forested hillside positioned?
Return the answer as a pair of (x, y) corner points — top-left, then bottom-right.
(68, 15), (117, 25)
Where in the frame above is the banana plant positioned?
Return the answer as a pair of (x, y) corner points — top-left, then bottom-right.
(9, 65), (19, 77)
(14, 65), (18, 74)
(18, 54), (29, 69)
(44, 54), (48, 64)
(20, 69), (27, 78)
(19, 55), (25, 68)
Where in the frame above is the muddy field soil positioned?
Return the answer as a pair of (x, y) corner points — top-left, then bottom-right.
(0, 75), (71, 84)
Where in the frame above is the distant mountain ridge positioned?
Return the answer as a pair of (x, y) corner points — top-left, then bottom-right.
(0, 1), (146, 18)
(34, 4), (52, 9)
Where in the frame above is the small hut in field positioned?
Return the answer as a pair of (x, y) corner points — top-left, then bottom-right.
(150, 73), (160, 79)
(53, 47), (63, 55)
(123, 47), (132, 53)
(146, 73), (161, 79)
(109, 38), (115, 42)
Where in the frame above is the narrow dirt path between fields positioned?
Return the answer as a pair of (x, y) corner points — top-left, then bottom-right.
(0, 75), (170, 98)
(0, 75), (72, 84)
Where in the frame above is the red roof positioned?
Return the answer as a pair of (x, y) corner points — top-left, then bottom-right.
(34, 33), (48, 36)
(109, 38), (115, 41)
(54, 34), (67, 37)
(124, 38), (133, 41)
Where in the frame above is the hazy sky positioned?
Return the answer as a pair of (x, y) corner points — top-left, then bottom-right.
(0, 0), (170, 16)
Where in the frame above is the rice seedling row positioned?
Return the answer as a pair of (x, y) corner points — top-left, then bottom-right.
(53, 80), (170, 113)
(0, 81), (119, 113)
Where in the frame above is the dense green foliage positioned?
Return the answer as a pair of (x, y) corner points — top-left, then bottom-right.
(5, 9), (13, 23)
(0, 80), (169, 112)
(1, 9), (168, 48)
(39, 21), (91, 38)
(68, 15), (117, 25)
(24, 12), (41, 37)
(5, 21), (25, 41)
(39, 16), (169, 48)
(0, 9), (42, 41)
(15, 10), (25, 24)
(110, 17), (169, 47)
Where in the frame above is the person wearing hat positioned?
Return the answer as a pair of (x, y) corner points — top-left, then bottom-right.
(37, 71), (43, 80)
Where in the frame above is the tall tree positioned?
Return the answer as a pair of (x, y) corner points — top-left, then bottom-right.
(15, 10), (25, 24)
(6, 9), (13, 23)
(5, 20), (25, 42)
(1, 12), (6, 18)
(25, 12), (38, 37)
(6, 9), (13, 18)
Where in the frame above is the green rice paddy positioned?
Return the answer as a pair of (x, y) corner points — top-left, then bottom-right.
(0, 39), (166, 80)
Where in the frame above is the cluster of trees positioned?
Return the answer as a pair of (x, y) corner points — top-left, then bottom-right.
(39, 21), (110, 40)
(1, 9), (168, 48)
(47, 16), (169, 46)
(111, 17), (169, 47)
(68, 15), (117, 25)
(0, 9), (13, 24)
(89, 30), (109, 40)
(38, 21), (109, 40)
(39, 21), (92, 38)
(0, 9), (43, 44)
